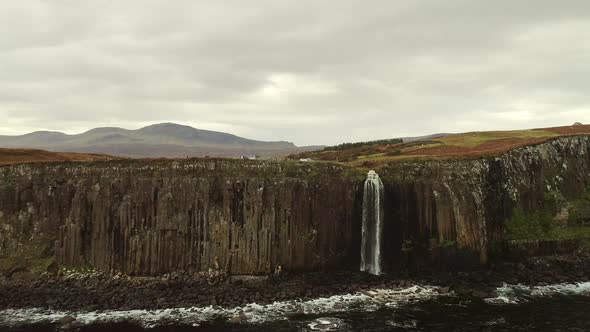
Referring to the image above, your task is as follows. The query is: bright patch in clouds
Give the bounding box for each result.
[253,73,338,102]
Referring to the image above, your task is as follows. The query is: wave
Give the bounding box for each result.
[0,285,446,328]
[485,282,590,305]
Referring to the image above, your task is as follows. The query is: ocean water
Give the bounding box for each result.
[2,282,590,331]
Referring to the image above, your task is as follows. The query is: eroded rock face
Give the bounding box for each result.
[378,135,590,269]
[1,136,589,276]
[0,160,363,275]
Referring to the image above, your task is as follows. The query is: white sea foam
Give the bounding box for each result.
[386,319,418,328]
[0,285,445,328]
[485,282,590,305]
[308,317,347,331]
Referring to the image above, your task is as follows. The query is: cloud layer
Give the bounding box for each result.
[1,0,589,145]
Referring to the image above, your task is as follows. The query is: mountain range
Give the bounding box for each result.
[0,123,323,158]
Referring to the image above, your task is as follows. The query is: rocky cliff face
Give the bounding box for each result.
[1,136,589,276]
[0,160,363,276]
[378,135,590,270]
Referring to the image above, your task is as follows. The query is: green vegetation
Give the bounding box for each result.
[568,191,590,226]
[429,238,457,249]
[0,256,54,277]
[546,227,590,240]
[401,240,414,252]
[438,239,457,248]
[544,190,568,213]
[438,130,556,148]
[505,186,590,241]
[505,211,590,241]
[322,138,403,152]
[504,207,555,240]
[289,126,586,167]
[0,230,56,277]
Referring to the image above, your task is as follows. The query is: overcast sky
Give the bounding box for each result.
[0,1,589,145]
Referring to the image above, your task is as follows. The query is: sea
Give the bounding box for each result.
[2,282,590,331]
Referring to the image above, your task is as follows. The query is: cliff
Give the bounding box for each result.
[377,135,590,270]
[0,160,363,276]
[1,135,589,277]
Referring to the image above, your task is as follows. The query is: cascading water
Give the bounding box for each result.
[360,170,384,275]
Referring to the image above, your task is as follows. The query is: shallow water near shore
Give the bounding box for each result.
[2,282,590,331]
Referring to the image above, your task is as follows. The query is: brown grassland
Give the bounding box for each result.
[0,148,114,166]
[291,124,590,167]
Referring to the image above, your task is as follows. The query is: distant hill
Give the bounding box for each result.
[0,123,322,158]
[401,133,451,143]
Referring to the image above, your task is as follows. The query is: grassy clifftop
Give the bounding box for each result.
[291,124,590,167]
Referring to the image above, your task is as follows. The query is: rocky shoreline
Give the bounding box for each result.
[2,250,590,313]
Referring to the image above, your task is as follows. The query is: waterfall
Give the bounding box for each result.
[360,170,384,275]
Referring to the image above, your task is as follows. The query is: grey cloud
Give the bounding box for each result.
[0,0,589,145]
